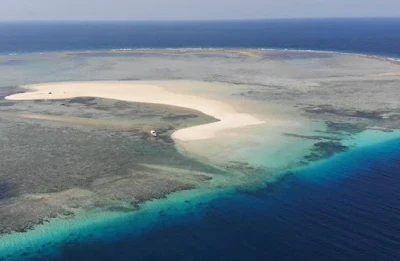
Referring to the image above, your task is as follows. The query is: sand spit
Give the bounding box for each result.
[5,81,273,141]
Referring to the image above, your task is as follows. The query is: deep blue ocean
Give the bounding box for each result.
[1,19,400,261]
[44,138,400,261]
[1,18,400,57]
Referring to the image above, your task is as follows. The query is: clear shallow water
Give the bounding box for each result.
[2,137,399,261]
[1,19,400,261]
[61,138,400,261]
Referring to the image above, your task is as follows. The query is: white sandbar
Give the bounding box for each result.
[6,81,270,141]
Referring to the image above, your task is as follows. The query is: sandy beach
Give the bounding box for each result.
[5,81,294,141]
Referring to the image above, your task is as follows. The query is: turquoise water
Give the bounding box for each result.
[1,134,400,260]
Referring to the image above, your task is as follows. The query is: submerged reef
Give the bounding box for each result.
[0,96,220,234]
[1,49,400,236]
[304,141,349,162]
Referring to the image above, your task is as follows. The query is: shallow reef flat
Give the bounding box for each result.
[0,97,221,234]
[1,49,400,241]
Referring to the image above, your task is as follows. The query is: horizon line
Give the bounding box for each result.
[1,16,400,23]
